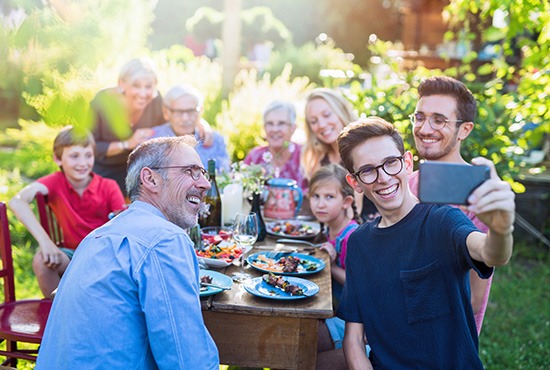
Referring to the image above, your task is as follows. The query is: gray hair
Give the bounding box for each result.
[163,84,204,109]
[118,58,157,85]
[263,100,296,126]
[126,136,198,201]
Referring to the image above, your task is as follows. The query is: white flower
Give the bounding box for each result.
[262,151,273,163]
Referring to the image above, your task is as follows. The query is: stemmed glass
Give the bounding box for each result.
[231,212,259,283]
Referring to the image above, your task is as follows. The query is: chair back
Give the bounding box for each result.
[34,193,64,248]
[0,203,16,303]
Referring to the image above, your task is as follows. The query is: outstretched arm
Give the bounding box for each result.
[8,182,65,268]
[466,157,515,267]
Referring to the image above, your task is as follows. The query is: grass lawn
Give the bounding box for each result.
[479,241,549,369]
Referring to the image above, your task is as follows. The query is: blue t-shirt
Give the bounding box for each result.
[337,203,492,369]
[37,201,219,369]
[152,122,230,172]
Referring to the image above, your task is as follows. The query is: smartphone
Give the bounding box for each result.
[418,162,490,205]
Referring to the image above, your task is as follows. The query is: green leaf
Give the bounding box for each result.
[484,26,507,42]
[477,63,494,76]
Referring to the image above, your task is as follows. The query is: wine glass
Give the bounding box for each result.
[231,212,259,283]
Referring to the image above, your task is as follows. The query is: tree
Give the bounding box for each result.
[0,0,155,128]
[445,0,550,162]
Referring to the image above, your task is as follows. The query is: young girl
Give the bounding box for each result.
[309,164,361,366]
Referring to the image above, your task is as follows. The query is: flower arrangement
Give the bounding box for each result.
[218,161,272,195]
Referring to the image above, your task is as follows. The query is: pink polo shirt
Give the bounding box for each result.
[409,170,492,334]
[38,172,125,249]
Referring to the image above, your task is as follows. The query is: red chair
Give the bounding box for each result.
[0,202,52,366]
[34,193,64,248]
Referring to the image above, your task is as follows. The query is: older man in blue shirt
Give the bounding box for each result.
[153,84,230,173]
[37,136,219,369]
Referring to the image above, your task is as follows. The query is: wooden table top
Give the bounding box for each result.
[201,236,334,320]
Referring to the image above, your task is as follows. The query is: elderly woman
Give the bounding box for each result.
[152,84,230,172]
[244,100,306,189]
[91,58,164,195]
[302,88,377,220]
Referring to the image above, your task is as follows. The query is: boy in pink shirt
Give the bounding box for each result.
[9,126,125,297]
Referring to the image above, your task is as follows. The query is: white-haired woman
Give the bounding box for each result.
[91,58,164,195]
[244,100,306,190]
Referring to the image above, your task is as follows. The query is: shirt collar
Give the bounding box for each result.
[129,200,167,220]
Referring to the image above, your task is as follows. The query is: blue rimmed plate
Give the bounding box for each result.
[243,276,319,300]
[247,252,325,276]
[266,220,320,240]
[199,269,232,297]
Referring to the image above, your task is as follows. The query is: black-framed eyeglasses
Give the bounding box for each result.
[165,106,200,117]
[150,165,209,181]
[409,112,464,131]
[352,156,404,185]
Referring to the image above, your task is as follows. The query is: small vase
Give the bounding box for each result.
[251,191,267,242]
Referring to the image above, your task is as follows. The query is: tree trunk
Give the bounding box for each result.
[221,0,242,96]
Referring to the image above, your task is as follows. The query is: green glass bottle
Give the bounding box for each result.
[199,159,222,227]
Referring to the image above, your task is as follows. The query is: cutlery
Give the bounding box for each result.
[200,282,232,290]
[276,239,324,248]
[255,245,316,253]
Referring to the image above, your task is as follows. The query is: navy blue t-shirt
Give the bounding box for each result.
[337,203,493,369]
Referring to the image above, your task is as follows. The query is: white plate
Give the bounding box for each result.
[266,220,321,240]
[196,243,252,269]
[197,256,232,268]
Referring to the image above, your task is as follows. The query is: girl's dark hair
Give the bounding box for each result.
[309,163,362,224]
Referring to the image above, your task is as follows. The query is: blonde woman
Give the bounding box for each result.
[301,88,356,180]
[302,88,377,219]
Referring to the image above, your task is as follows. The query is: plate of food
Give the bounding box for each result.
[243,273,319,300]
[266,220,321,239]
[199,269,233,297]
[196,240,243,268]
[247,252,325,276]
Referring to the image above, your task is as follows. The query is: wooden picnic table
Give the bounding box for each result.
[201,236,333,369]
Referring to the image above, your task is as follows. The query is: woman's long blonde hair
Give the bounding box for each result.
[301,88,357,179]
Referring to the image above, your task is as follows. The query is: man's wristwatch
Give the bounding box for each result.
[118,140,129,151]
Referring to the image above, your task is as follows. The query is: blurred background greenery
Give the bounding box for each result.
[0,0,548,368]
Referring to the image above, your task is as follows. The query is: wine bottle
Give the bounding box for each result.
[199,159,222,227]
[251,191,267,242]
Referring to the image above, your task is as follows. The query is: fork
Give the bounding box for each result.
[276,239,324,248]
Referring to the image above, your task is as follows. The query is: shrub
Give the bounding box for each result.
[216,65,312,162]
[265,40,362,87]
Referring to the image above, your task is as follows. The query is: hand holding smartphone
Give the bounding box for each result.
[418,162,490,205]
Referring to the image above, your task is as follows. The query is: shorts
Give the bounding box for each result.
[326,317,372,356]
[325,316,345,349]
[59,247,75,259]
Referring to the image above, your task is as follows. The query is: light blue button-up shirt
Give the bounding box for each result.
[36,201,219,369]
[152,122,230,173]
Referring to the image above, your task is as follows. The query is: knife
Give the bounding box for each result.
[200,282,232,290]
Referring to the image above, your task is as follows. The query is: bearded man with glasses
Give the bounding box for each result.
[408,76,494,335]
[335,117,514,369]
[37,136,219,369]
